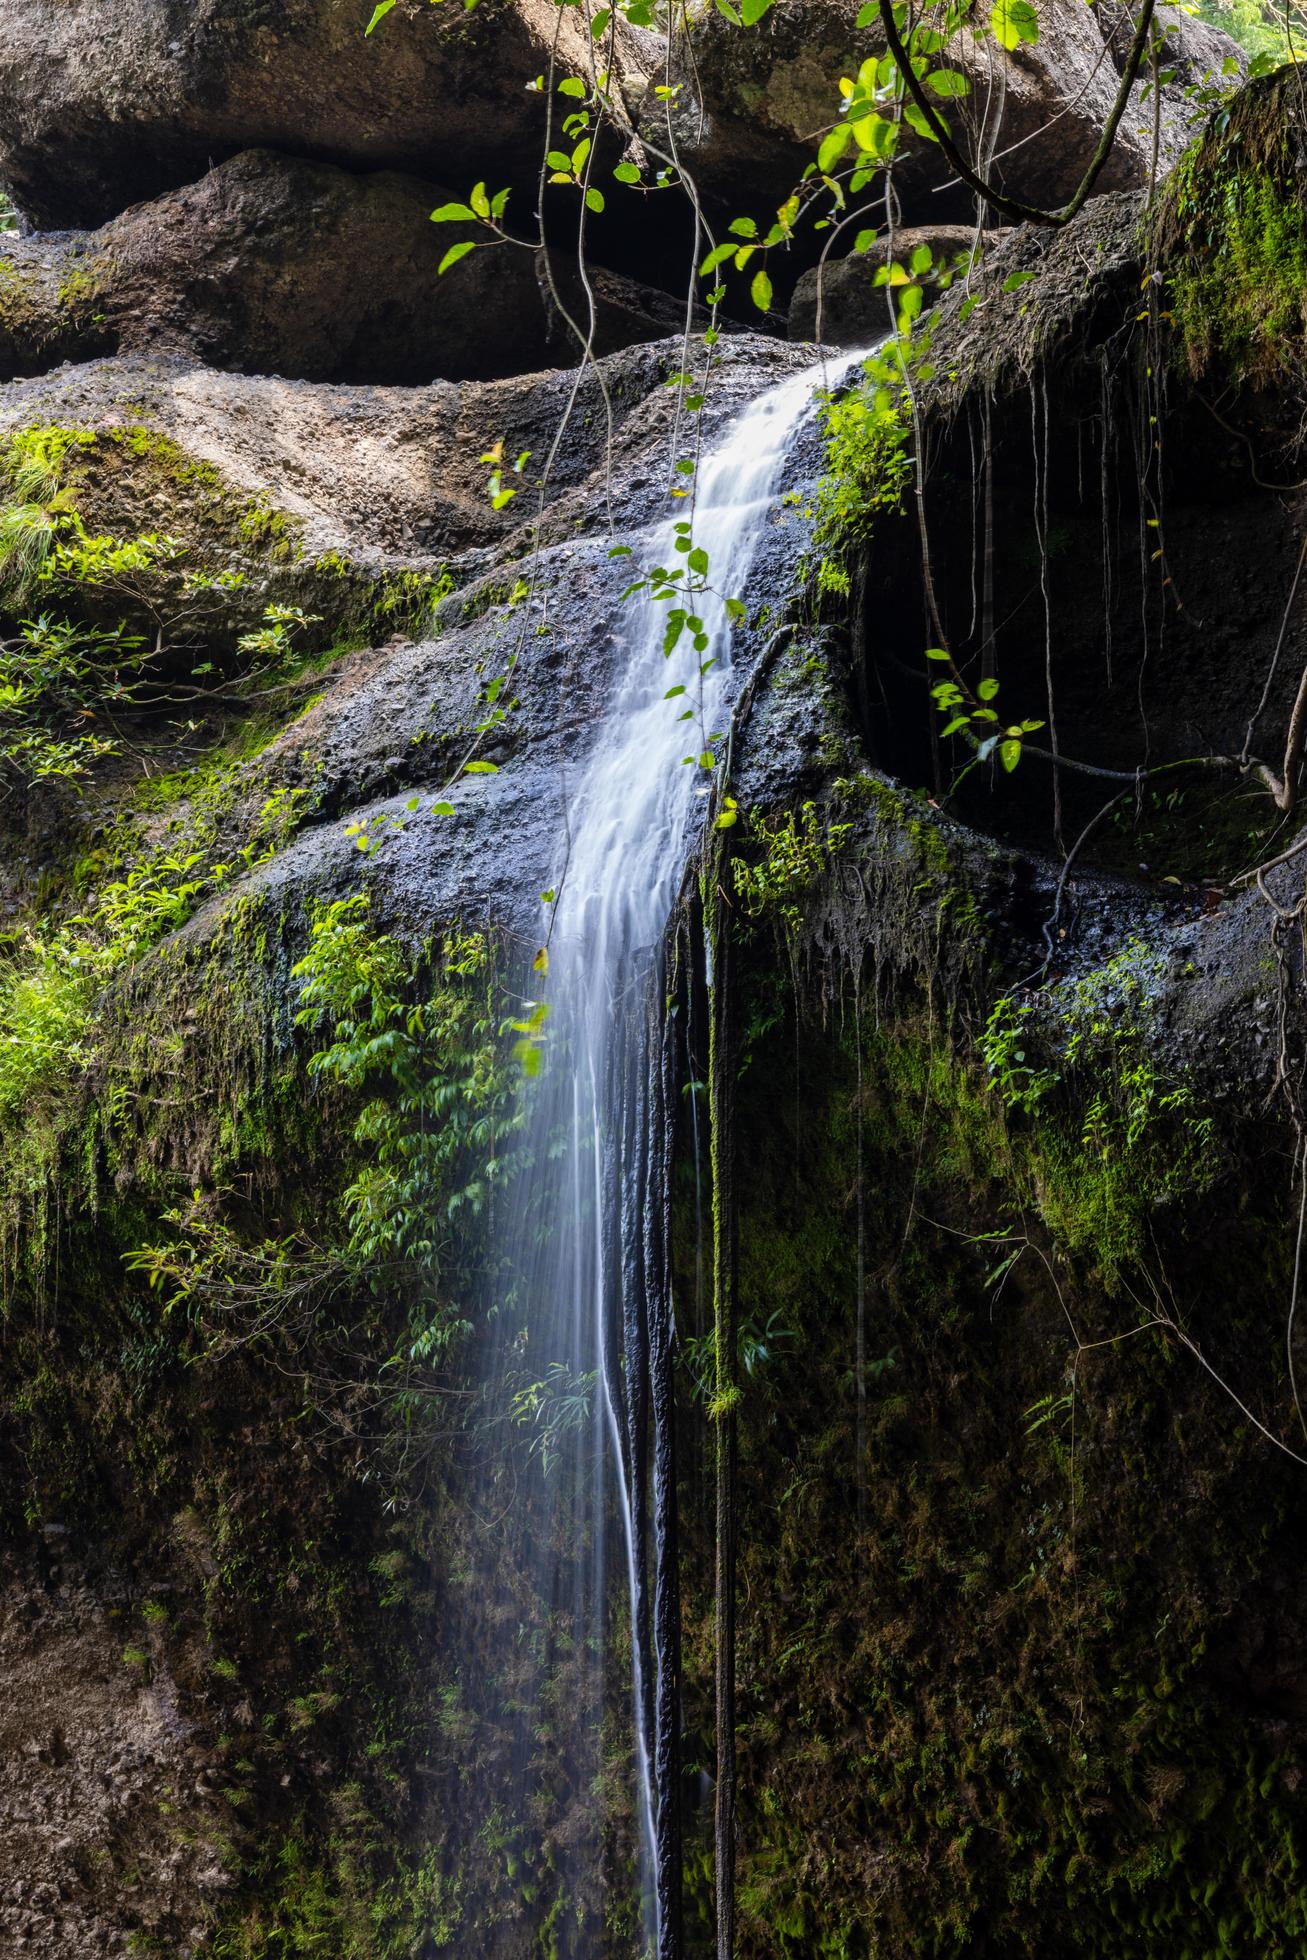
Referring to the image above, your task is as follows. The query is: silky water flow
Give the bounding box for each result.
[467,348,868,1957]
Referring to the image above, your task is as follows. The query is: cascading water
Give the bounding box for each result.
[472,346,868,1955]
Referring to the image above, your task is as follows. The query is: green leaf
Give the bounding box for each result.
[586,186,605,214]
[818,124,852,174]
[365,0,398,33]
[546,150,573,172]
[665,684,687,698]
[909,242,933,275]
[903,101,940,143]
[430,201,475,223]
[729,217,758,239]
[715,0,743,18]
[463,759,500,774]
[852,110,896,157]
[925,648,952,661]
[1000,738,1022,772]
[991,0,1039,49]
[559,76,587,97]
[1003,269,1035,292]
[432,801,456,816]
[855,1,877,21]
[751,268,774,313]
[853,227,879,255]
[976,676,1000,700]
[926,67,969,98]
[438,240,476,276]
[699,243,736,277]
[614,160,642,184]
[469,181,491,219]
[741,0,775,20]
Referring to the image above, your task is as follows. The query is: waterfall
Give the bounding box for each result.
[475,347,867,1955]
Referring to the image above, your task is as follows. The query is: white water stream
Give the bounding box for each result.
[493,347,867,1954]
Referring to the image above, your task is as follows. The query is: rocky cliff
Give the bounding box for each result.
[2,5,1305,1958]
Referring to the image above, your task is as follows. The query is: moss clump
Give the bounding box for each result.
[1156,68,1307,385]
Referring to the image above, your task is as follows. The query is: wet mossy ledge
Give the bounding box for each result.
[679,971,1307,1957]
[0,418,455,661]
[1154,66,1307,387]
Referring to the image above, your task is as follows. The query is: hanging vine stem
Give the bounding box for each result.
[701,812,738,1960]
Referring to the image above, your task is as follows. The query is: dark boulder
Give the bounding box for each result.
[0,152,721,386]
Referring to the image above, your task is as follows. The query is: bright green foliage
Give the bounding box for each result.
[0,614,145,785]
[981,995,1059,1114]
[0,927,106,1124]
[1189,0,1300,63]
[812,356,911,593]
[732,798,852,933]
[293,897,515,1283]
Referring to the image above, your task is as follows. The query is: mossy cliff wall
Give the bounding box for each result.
[2,54,1307,1960]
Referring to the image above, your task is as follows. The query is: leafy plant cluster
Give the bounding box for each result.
[0,425,331,793]
[983,940,1213,1184]
[292,896,517,1293]
[812,352,913,596]
[732,798,853,932]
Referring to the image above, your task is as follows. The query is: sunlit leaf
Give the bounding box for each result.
[991,0,1039,49]
[438,240,476,276]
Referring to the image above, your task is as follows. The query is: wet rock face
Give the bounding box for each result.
[0,1569,224,1959]
[0,0,643,232]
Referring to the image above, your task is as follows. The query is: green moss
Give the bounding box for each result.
[675,960,1306,1956]
[1158,68,1307,384]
